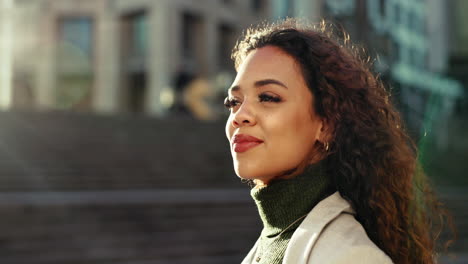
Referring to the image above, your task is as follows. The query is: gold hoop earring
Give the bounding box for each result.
[324,141,329,151]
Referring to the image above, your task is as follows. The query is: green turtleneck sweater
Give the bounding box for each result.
[250,162,334,264]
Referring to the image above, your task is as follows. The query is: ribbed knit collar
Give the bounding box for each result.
[250,161,333,237]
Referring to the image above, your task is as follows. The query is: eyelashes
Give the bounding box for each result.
[259,93,281,103]
[224,94,282,109]
[224,97,240,109]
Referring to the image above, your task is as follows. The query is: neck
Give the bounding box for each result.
[250,162,334,237]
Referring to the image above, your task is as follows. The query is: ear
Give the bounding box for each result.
[315,119,331,143]
[314,120,323,141]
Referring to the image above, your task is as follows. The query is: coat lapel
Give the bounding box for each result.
[241,237,259,264]
[282,192,355,264]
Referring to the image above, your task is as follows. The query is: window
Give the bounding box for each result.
[131,13,148,59]
[285,0,294,17]
[60,17,93,59]
[390,39,400,64]
[182,12,201,61]
[120,11,148,113]
[218,23,236,71]
[251,0,264,13]
[275,0,295,18]
[325,0,355,16]
[181,12,204,66]
[56,17,94,110]
[411,14,424,35]
[394,4,400,25]
[379,0,385,16]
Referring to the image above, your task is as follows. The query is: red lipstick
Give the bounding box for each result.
[232,134,263,153]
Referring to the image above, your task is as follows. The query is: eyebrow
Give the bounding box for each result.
[228,79,288,93]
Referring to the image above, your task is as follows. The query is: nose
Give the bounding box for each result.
[231,100,256,128]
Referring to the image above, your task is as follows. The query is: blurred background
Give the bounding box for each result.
[0,0,466,263]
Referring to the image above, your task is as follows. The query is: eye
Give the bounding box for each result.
[259,93,282,103]
[224,97,241,109]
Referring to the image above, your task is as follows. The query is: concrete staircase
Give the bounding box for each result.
[0,189,260,264]
[0,111,466,263]
[0,111,240,190]
[0,111,260,263]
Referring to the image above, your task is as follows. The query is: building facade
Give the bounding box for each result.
[1,0,463,137]
[3,0,270,115]
[448,0,468,115]
[270,0,462,146]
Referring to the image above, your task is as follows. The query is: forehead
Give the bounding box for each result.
[233,46,305,89]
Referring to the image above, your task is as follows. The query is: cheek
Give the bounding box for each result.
[275,109,307,136]
[295,114,315,135]
[280,109,318,150]
[225,115,234,140]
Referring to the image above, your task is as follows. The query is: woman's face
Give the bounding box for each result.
[225,46,324,184]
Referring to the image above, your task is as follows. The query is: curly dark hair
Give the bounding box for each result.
[231,18,453,264]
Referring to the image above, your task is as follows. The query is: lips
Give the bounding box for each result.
[232,134,263,153]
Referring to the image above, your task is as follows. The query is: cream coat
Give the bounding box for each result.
[242,192,394,264]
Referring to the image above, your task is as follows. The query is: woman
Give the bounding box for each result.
[224,19,451,264]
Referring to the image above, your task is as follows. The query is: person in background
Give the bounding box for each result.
[171,63,195,117]
[184,77,217,121]
[224,19,453,264]
[171,61,217,121]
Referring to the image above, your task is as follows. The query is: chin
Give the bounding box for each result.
[233,162,274,183]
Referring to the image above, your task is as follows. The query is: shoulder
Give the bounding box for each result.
[284,192,393,264]
[309,212,393,264]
